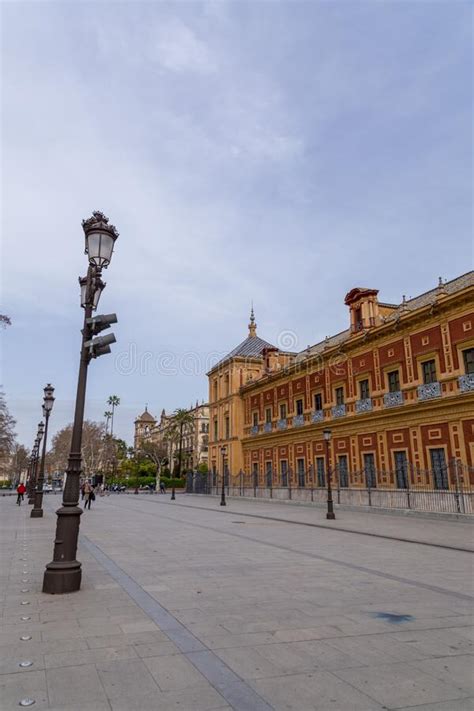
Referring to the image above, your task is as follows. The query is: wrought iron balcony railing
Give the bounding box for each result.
[263,422,272,433]
[331,404,346,418]
[250,425,259,436]
[277,418,287,430]
[356,398,373,414]
[417,382,441,401]
[311,409,324,423]
[384,391,403,408]
[293,414,305,427]
[459,374,474,393]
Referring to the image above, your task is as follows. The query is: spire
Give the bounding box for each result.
[248,303,257,338]
[437,276,447,297]
[145,403,148,412]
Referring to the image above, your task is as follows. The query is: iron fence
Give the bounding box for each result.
[197,460,473,514]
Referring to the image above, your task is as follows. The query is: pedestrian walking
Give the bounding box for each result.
[83,481,94,510]
[159,479,166,494]
[80,482,85,500]
[16,483,26,505]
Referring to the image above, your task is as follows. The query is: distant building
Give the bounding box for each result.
[133,406,156,450]
[134,402,209,472]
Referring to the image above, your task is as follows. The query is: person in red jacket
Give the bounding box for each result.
[16,483,26,505]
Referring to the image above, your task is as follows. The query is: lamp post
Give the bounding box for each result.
[220,446,227,506]
[28,424,45,504]
[27,444,38,504]
[31,385,55,518]
[43,211,118,595]
[171,420,184,501]
[324,429,335,520]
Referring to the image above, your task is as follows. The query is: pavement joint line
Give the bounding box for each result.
[80,534,274,711]
[113,496,474,604]
[144,495,474,553]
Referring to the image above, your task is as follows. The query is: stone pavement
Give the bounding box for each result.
[0,493,473,711]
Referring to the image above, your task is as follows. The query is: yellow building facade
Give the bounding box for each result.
[208,273,474,495]
[207,309,293,480]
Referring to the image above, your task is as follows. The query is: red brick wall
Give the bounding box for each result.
[410,326,445,375]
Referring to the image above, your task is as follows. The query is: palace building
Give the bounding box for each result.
[208,272,474,491]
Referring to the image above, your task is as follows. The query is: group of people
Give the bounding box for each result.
[16,479,168,507]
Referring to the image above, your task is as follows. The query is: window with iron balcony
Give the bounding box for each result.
[251,411,259,435]
[264,407,272,432]
[293,399,305,426]
[418,359,441,400]
[312,392,324,423]
[384,369,403,407]
[356,379,372,414]
[314,392,323,410]
[332,387,346,418]
[459,348,474,392]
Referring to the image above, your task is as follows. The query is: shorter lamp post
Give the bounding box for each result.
[28,423,45,504]
[324,429,335,520]
[31,384,55,518]
[26,445,38,504]
[220,446,227,506]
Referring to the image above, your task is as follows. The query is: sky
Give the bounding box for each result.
[1,0,472,449]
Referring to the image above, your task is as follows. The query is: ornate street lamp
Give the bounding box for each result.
[220,446,227,506]
[324,429,335,520]
[27,441,39,504]
[31,385,55,518]
[28,423,45,504]
[43,212,118,595]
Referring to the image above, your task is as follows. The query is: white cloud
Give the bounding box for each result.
[149,19,217,74]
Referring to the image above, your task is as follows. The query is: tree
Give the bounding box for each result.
[12,444,29,483]
[107,395,120,437]
[138,440,169,476]
[0,391,16,481]
[168,408,194,478]
[104,411,113,436]
[48,420,105,475]
[0,315,11,329]
[0,390,16,457]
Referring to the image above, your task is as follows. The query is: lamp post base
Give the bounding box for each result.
[43,561,82,594]
[220,499,226,506]
[171,488,175,500]
[30,508,43,518]
[326,511,336,520]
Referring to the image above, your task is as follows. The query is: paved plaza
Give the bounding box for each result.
[0,493,473,711]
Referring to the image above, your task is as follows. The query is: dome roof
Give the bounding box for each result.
[136,407,156,423]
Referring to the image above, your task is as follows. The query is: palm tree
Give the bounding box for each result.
[169,408,194,479]
[167,408,194,500]
[106,396,120,482]
[104,411,113,436]
[101,411,113,482]
[107,396,120,437]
